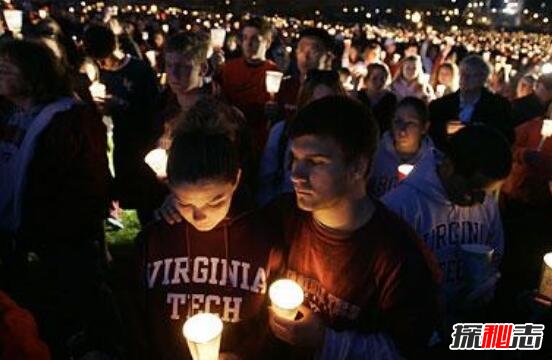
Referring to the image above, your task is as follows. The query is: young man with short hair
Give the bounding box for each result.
[383,125,512,333]
[276,27,335,119]
[83,24,159,224]
[157,31,212,147]
[267,96,441,358]
[217,17,277,153]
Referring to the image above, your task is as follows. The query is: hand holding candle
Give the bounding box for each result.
[269,279,304,320]
[182,313,223,360]
[265,71,284,100]
[89,81,106,100]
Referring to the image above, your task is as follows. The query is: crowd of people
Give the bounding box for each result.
[0,2,551,359]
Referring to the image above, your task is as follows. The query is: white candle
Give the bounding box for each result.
[538,253,552,300]
[145,50,157,68]
[538,119,552,150]
[182,313,223,360]
[89,81,106,99]
[397,164,414,181]
[210,28,226,49]
[144,148,168,178]
[265,71,284,96]
[436,84,446,98]
[3,9,22,33]
[162,24,170,33]
[540,119,552,138]
[269,279,304,320]
[142,31,149,41]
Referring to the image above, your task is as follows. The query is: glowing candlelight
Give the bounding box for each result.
[210,28,226,49]
[38,9,48,19]
[397,164,414,181]
[269,279,304,320]
[542,63,552,75]
[447,120,465,135]
[89,81,106,99]
[265,71,284,98]
[3,9,23,33]
[436,84,447,98]
[142,31,149,41]
[162,24,169,33]
[538,253,552,300]
[182,313,223,360]
[145,50,157,68]
[144,148,168,178]
[538,119,552,150]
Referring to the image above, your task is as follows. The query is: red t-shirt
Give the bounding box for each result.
[265,195,442,358]
[219,58,278,152]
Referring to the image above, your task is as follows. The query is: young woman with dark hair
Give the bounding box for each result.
[134,105,283,360]
[368,97,435,198]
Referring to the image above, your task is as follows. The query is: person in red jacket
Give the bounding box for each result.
[217,17,277,154]
[0,40,118,359]
[134,115,283,359]
[265,96,442,359]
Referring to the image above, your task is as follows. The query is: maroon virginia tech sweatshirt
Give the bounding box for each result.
[134,193,283,360]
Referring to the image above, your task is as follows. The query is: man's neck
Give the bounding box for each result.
[396,146,420,162]
[460,88,482,104]
[313,191,375,233]
[244,56,265,66]
[12,97,36,112]
[176,86,204,111]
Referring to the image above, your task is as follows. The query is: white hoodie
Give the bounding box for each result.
[368,131,435,198]
[382,149,504,305]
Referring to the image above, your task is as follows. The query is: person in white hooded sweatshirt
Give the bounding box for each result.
[382,125,512,330]
[369,97,435,198]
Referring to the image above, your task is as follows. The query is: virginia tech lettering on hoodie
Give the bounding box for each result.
[135,200,282,360]
[147,256,268,322]
[383,149,503,299]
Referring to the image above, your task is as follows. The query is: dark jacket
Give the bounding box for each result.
[511,93,547,127]
[20,103,110,257]
[429,88,515,149]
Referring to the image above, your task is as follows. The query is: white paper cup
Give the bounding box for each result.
[182,313,223,360]
[538,253,552,300]
[269,279,304,320]
[540,119,552,138]
[265,71,284,95]
[3,10,23,33]
[210,28,226,49]
[89,81,106,99]
[461,244,494,285]
[144,148,168,178]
